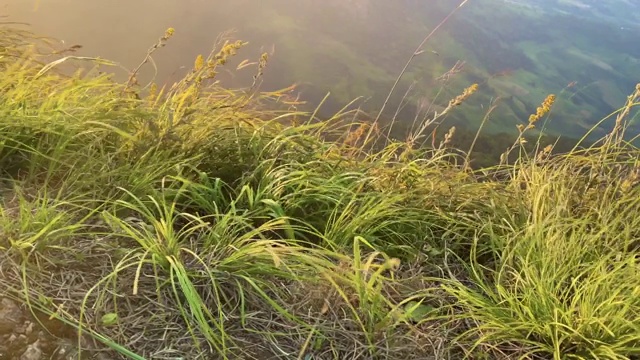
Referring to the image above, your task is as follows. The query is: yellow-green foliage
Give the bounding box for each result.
[1,25,640,360]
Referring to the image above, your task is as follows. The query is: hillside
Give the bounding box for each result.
[5,0,640,140]
[517,0,640,24]
[195,0,640,139]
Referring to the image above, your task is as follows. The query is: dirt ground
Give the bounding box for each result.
[0,297,111,360]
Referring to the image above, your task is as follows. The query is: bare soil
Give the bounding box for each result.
[0,297,109,360]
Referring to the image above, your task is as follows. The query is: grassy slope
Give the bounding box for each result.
[207,0,640,140]
[438,0,640,138]
[1,25,640,360]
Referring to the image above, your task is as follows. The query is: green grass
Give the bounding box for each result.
[1,24,640,360]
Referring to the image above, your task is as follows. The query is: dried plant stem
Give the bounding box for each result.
[465,98,501,169]
[363,0,470,146]
[124,28,175,93]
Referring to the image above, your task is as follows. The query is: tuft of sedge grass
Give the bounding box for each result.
[438,144,640,359]
[317,236,403,355]
[84,177,337,358]
[0,184,92,254]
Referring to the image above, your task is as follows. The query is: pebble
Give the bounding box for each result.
[25,321,34,336]
[19,340,42,360]
[0,297,107,360]
[0,298,24,334]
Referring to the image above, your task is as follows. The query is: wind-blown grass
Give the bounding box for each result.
[0,23,639,360]
[439,152,640,359]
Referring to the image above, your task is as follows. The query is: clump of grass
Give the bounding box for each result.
[0,185,91,254]
[440,156,640,359]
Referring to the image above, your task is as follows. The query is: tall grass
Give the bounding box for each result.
[1,22,640,360]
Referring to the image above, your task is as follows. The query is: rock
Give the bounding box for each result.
[53,339,76,360]
[20,340,42,360]
[0,298,24,334]
[25,321,34,336]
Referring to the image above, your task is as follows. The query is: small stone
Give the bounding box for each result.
[94,353,113,360]
[25,321,34,336]
[53,339,76,359]
[20,339,42,360]
[0,298,24,334]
